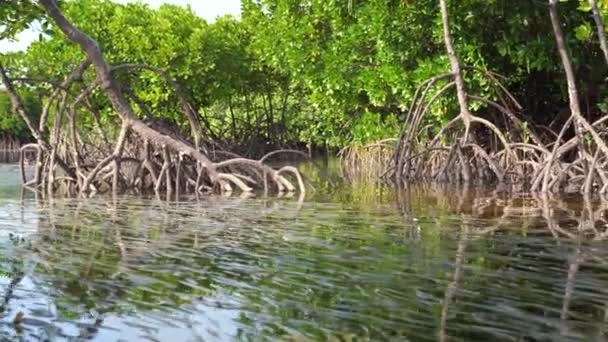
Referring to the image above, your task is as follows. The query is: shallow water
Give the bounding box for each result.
[0,164,607,341]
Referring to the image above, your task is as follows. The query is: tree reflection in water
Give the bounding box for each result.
[0,184,606,340]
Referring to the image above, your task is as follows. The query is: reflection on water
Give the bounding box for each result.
[0,165,607,340]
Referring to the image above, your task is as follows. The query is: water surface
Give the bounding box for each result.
[0,164,607,341]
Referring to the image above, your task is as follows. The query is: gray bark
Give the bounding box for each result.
[39,0,221,185]
[548,0,608,158]
[439,0,472,138]
[589,0,608,66]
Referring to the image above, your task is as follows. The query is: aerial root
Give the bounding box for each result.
[384,70,608,194]
[20,134,306,199]
[1,58,306,199]
[339,139,396,182]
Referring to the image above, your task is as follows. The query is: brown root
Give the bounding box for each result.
[385,0,608,195]
[1,2,306,200]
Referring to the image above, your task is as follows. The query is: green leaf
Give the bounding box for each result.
[574,23,592,41]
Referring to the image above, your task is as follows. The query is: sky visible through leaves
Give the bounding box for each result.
[0,0,241,52]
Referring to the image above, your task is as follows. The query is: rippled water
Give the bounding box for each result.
[0,163,607,341]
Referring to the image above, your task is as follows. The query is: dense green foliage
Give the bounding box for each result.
[3,0,608,151]
[0,90,41,141]
[0,0,47,40]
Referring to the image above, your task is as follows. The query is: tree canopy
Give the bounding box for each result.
[0,0,606,150]
[3,0,608,196]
